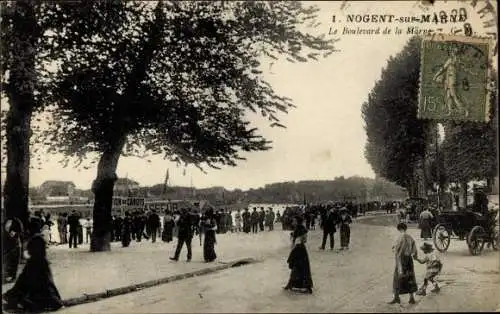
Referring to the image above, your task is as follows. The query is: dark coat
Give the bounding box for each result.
[242,212,251,224]
[286,243,313,290]
[67,214,80,232]
[147,213,161,230]
[321,211,338,232]
[3,235,63,312]
[251,211,259,223]
[177,212,194,239]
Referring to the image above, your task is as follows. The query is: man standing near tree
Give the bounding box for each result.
[67,210,80,249]
[170,208,194,262]
[147,210,161,243]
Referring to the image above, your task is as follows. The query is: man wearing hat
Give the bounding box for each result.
[319,206,338,251]
[414,242,442,296]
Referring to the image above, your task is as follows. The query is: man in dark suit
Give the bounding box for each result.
[319,207,338,250]
[170,208,194,262]
[251,208,259,233]
[242,208,251,233]
[67,210,80,249]
[147,210,161,243]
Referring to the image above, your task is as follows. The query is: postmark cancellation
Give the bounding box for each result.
[418,34,494,122]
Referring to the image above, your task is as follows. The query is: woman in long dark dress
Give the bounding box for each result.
[121,212,133,248]
[202,210,217,262]
[389,223,418,305]
[162,211,175,243]
[284,216,313,294]
[339,208,352,250]
[3,235,63,312]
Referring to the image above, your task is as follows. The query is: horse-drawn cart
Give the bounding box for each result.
[432,210,499,256]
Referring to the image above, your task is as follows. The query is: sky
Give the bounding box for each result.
[1,1,497,191]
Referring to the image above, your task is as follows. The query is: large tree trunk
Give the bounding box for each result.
[90,138,125,252]
[3,106,32,229]
[2,1,38,230]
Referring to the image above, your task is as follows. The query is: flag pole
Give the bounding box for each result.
[163,169,169,199]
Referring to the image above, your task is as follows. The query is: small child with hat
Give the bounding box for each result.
[414,242,443,295]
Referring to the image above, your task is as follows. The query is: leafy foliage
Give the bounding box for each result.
[362,37,431,190]
[1,1,133,166]
[32,1,336,170]
[441,75,498,183]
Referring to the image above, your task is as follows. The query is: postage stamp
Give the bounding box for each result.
[418,34,494,122]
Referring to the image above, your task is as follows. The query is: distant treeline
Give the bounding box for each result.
[29,176,407,206]
[131,176,406,205]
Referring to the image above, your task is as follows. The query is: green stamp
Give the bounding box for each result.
[418,35,493,122]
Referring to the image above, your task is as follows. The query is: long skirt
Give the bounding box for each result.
[3,238,21,281]
[121,230,131,247]
[286,244,313,290]
[162,222,174,243]
[3,259,63,312]
[340,225,350,248]
[393,255,418,295]
[419,218,432,239]
[203,231,217,262]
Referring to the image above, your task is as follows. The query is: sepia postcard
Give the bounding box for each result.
[1,1,498,313]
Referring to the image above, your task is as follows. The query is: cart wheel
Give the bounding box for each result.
[433,224,450,253]
[467,226,485,256]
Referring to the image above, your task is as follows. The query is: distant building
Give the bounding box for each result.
[40,180,76,197]
[114,178,140,196]
[46,196,71,203]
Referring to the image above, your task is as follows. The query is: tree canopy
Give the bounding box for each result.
[34,1,336,170]
[362,36,497,198]
[1,1,136,225]
[441,76,497,184]
[18,1,337,250]
[362,37,431,195]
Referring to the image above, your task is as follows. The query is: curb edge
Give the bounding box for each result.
[61,257,257,308]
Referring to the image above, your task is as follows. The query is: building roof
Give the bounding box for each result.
[40,180,76,188]
[115,178,140,186]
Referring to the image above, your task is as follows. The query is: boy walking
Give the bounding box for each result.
[414,242,443,296]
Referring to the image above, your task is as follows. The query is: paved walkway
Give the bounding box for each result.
[58,215,500,313]
[4,213,498,312]
[2,229,291,303]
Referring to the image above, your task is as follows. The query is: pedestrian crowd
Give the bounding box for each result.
[3,199,451,312]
